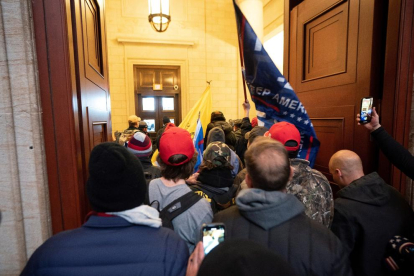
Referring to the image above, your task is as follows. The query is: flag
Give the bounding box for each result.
[152,86,212,165]
[233,1,320,167]
[193,116,204,172]
[178,86,212,135]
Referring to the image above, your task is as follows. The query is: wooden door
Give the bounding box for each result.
[287,0,388,184]
[73,0,111,217]
[134,66,181,143]
[137,95,179,137]
[32,0,111,233]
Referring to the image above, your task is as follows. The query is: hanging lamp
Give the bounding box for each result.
[148,0,171,32]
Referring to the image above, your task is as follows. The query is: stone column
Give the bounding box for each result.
[0,0,51,274]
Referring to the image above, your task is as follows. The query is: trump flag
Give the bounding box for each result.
[233,1,320,167]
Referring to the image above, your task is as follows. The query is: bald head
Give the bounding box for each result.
[329,150,364,188]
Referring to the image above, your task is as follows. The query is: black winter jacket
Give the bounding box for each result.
[234,117,252,164]
[371,127,414,180]
[214,189,353,276]
[331,172,414,276]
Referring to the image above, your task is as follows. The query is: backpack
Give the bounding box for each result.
[115,129,139,146]
[150,192,202,230]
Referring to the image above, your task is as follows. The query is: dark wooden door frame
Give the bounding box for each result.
[284,0,414,194]
[32,0,84,233]
[380,0,414,194]
[32,0,115,233]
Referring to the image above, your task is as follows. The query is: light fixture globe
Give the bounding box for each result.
[148,0,171,32]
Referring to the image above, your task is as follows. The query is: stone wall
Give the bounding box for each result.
[0,0,51,274]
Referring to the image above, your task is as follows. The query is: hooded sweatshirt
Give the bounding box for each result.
[235,188,304,230]
[331,172,414,276]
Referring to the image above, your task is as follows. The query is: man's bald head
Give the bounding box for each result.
[329,150,364,188]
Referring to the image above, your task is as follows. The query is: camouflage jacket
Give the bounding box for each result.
[287,158,333,228]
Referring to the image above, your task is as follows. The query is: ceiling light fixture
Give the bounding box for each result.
[148,0,171,32]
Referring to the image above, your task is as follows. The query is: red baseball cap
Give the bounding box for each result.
[264,122,301,152]
[251,117,258,127]
[159,127,195,166]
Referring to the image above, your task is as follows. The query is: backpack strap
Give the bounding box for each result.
[159,191,202,229]
[189,184,238,213]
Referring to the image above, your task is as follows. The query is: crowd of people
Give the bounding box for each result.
[20,102,414,276]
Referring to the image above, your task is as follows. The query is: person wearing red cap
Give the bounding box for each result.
[148,127,213,252]
[264,122,333,228]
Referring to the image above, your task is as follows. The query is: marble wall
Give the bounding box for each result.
[0,0,51,274]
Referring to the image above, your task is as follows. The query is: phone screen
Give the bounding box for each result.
[360,97,373,124]
[202,224,225,254]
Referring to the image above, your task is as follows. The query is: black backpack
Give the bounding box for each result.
[150,192,202,230]
[189,184,239,213]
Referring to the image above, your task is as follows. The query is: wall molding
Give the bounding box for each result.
[117,37,195,47]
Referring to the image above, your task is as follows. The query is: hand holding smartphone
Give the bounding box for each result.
[360,97,374,124]
[201,223,225,255]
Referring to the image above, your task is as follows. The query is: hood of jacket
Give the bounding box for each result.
[236,188,305,230]
[213,121,233,134]
[337,172,390,206]
[198,167,234,188]
[207,127,225,145]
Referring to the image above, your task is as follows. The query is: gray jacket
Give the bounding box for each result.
[149,179,213,252]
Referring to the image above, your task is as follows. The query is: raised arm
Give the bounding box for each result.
[356,107,414,180]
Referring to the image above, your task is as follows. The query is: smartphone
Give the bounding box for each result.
[201,223,225,254]
[360,97,374,124]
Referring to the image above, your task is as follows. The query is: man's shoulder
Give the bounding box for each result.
[289,160,331,191]
[213,205,240,221]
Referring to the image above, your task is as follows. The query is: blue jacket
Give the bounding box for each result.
[21,216,189,276]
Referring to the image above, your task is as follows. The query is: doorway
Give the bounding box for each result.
[137,95,180,142]
[134,65,181,145]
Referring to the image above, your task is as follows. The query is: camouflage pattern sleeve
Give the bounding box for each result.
[287,159,334,228]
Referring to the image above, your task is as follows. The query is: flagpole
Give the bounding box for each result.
[236,18,248,102]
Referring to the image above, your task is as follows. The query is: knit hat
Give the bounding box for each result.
[203,141,231,167]
[198,239,298,276]
[162,116,171,124]
[211,111,225,122]
[245,126,269,144]
[159,127,195,166]
[206,127,225,146]
[265,122,301,152]
[86,142,146,212]
[251,117,258,127]
[128,115,140,124]
[127,131,152,157]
